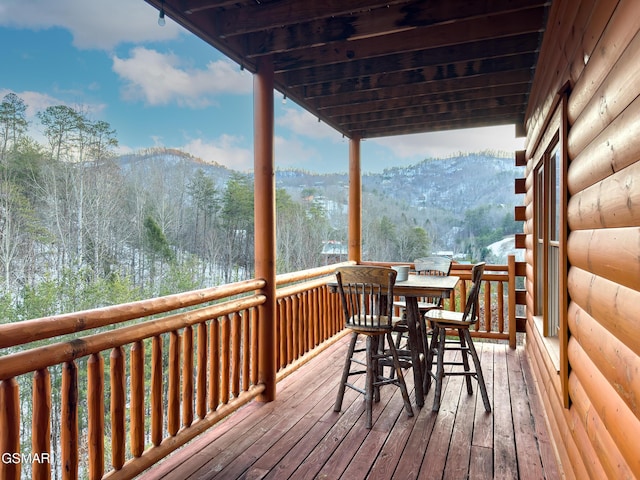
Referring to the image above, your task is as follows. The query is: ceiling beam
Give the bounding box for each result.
[278,32,541,87]
[298,53,536,99]
[322,86,530,117]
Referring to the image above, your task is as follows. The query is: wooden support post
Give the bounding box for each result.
[508,254,517,349]
[348,137,362,263]
[254,56,277,402]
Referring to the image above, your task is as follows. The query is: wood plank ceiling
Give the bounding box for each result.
[144,0,551,139]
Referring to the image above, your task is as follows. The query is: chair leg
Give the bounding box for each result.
[425,323,439,393]
[458,328,474,395]
[372,335,381,403]
[386,332,414,418]
[463,329,491,412]
[334,332,358,413]
[365,335,375,429]
[432,325,446,412]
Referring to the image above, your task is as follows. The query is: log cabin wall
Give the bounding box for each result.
[522,1,640,478]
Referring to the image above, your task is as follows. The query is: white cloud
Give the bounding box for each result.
[277,107,343,142]
[183,134,345,173]
[370,125,525,159]
[182,135,253,172]
[274,136,324,171]
[112,47,253,107]
[0,0,179,50]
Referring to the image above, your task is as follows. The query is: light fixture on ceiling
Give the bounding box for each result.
[158,2,166,26]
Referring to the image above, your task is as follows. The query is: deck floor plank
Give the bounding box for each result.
[443,345,483,480]
[141,336,560,480]
[507,347,546,480]
[492,343,519,479]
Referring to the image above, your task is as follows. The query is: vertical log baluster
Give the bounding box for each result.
[321,286,328,336]
[168,330,181,436]
[318,287,325,339]
[61,361,78,480]
[326,287,332,338]
[182,326,194,428]
[242,310,250,391]
[0,378,21,480]
[296,292,312,357]
[301,292,308,352]
[292,295,300,359]
[251,308,259,385]
[308,290,314,350]
[87,353,104,480]
[196,322,207,419]
[286,297,294,365]
[277,299,285,369]
[311,289,319,347]
[498,281,505,333]
[231,312,241,398]
[508,254,517,348]
[220,315,230,404]
[130,341,144,457]
[306,288,320,344]
[302,292,308,352]
[32,369,51,480]
[209,318,220,411]
[327,288,332,334]
[151,336,163,446]
[483,280,491,332]
[110,347,126,470]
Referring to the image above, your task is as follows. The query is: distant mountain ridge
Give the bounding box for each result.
[273,151,520,213]
[116,149,519,211]
[115,148,521,253]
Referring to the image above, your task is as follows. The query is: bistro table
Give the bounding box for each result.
[328,272,459,407]
[393,274,459,406]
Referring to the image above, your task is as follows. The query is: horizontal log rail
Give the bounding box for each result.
[362,255,523,348]
[0,258,520,480]
[0,279,267,350]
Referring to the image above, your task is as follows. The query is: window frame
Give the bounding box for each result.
[531,92,569,407]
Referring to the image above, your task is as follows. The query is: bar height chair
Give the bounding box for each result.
[333,265,414,429]
[425,262,491,413]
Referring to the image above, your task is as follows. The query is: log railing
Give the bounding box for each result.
[0,263,349,480]
[274,262,354,378]
[0,258,521,480]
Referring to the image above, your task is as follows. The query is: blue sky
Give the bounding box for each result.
[0,0,525,174]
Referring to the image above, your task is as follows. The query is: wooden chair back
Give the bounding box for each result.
[413,256,452,276]
[461,262,486,323]
[335,265,397,333]
[413,256,453,307]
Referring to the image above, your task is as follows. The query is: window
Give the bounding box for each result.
[534,137,561,337]
[532,93,569,406]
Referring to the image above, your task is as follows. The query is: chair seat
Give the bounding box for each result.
[425,308,476,327]
[348,315,403,333]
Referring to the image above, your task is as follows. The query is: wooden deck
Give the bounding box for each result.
[142,335,560,480]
